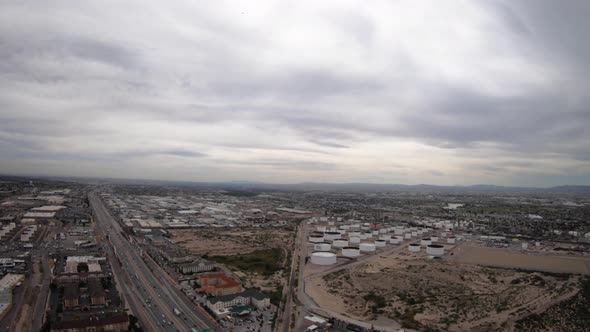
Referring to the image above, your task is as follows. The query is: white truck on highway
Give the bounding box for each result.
[173,308,181,316]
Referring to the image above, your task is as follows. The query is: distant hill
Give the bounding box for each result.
[1,174,589,194]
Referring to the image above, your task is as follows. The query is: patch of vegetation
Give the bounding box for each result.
[364,292,388,314]
[515,278,590,332]
[209,248,283,276]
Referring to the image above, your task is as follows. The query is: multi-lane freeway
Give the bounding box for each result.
[90,192,218,332]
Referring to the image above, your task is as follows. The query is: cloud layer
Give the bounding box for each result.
[1,0,589,186]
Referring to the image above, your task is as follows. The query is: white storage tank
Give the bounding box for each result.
[314,243,331,251]
[316,226,327,232]
[394,229,404,235]
[374,240,386,248]
[349,231,361,237]
[408,243,421,252]
[372,231,379,236]
[360,243,376,252]
[405,233,412,239]
[522,242,529,250]
[411,231,418,237]
[310,252,337,265]
[349,237,361,244]
[341,247,361,257]
[390,238,401,245]
[379,235,391,241]
[332,239,349,248]
[420,238,432,246]
[309,235,324,243]
[379,229,387,234]
[447,237,456,244]
[431,236,439,242]
[363,233,373,239]
[339,225,350,230]
[426,244,445,256]
[324,232,341,241]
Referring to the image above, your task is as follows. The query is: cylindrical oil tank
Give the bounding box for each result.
[379,229,387,234]
[337,229,347,235]
[390,238,401,245]
[431,236,439,242]
[332,239,349,248]
[310,252,337,265]
[411,231,418,237]
[316,226,327,232]
[309,235,324,243]
[395,235,404,241]
[341,247,361,257]
[328,221,335,226]
[375,240,386,247]
[420,238,432,246]
[441,232,447,237]
[409,243,421,252]
[447,237,456,244]
[314,243,331,251]
[363,233,373,239]
[349,237,361,244]
[360,243,376,252]
[349,231,361,237]
[379,235,391,241]
[324,232,341,241]
[404,233,412,239]
[394,229,404,235]
[426,244,445,256]
[372,231,379,236]
[339,225,350,230]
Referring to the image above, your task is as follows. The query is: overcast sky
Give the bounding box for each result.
[1,0,589,186]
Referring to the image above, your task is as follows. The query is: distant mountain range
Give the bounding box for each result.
[2,174,590,194]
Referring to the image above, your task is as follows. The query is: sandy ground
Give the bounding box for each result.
[171,228,294,256]
[448,243,590,274]
[306,248,582,332]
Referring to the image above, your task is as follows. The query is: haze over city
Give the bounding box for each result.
[1,0,589,187]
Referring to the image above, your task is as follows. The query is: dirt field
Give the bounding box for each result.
[172,227,295,296]
[306,250,583,332]
[170,228,295,256]
[448,243,590,275]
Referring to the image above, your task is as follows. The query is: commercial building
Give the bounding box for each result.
[0,274,25,319]
[197,272,242,296]
[206,289,270,317]
[177,260,215,274]
[50,313,129,332]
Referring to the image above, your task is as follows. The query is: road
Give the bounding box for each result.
[293,226,431,331]
[89,192,219,332]
[30,252,51,332]
[277,220,305,332]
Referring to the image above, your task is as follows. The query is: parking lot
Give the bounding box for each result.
[218,308,274,332]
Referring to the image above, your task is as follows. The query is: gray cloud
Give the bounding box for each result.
[0,0,589,186]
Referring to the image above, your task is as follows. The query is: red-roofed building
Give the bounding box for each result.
[196,272,242,296]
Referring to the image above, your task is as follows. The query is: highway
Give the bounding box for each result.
[90,192,219,332]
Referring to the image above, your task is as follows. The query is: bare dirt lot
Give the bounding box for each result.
[448,243,590,275]
[306,250,583,332]
[170,228,295,256]
[172,227,295,297]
